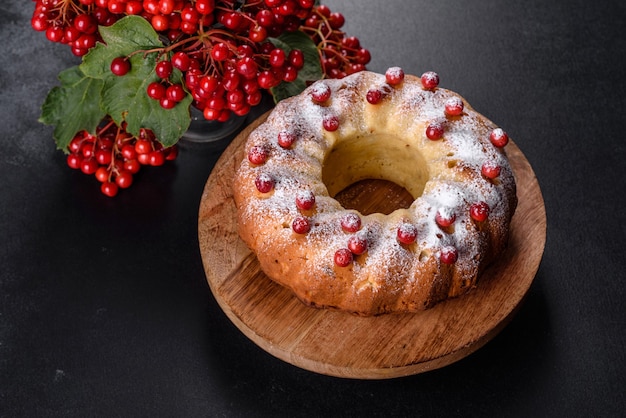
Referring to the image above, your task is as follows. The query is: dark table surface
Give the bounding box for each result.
[2,0,625,416]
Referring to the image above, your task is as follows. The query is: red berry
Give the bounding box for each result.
[292,215,311,234]
[323,115,340,132]
[340,213,361,233]
[155,60,173,79]
[366,89,383,104]
[334,248,353,267]
[159,97,177,109]
[211,42,230,61]
[67,153,82,169]
[269,48,286,68]
[135,139,152,155]
[95,149,112,165]
[385,67,404,85]
[101,181,119,197]
[444,97,464,116]
[426,121,444,140]
[348,234,367,255]
[481,160,502,179]
[81,158,98,175]
[255,173,274,193]
[420,71,440,90]
[397,222,418,244]
[440,246,458,264]
[95,166,110,183]
[171,51,191,71]
[121,144,137,160]
[74,14,97,34]
[195,0,215,14]
[435,209,456,228]
[149,151,165,166]
[236,57,258,79]
[115,170,133,189]
[310,83,331,103]
[248,145,268,165]
[470,201,490,222]
[489,128,509,147]
[147,82,166,100]
[295,190,315,210]
[110,57,130,76]
[166,84,186,102]
[277,130,296,148]
[289,49,304,69]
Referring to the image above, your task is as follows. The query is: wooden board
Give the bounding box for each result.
[198,112,547,379]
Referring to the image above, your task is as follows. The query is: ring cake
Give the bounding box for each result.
[232,69,517,316]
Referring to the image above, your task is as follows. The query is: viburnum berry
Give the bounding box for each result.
[171,51,191,71]
[426,121,444,140]
[81,158,99,175]
[101,181,119,197]
[323,114,340,131]
[195,0,215,15]
[110,57,130,76]
[159,97,177,109]
[489,128,509,147]
[211,42,230,61]
[366,89,383,104]
[435,208,456,228]
[348,234,367,255]
[277,130,296,148]
[385,67,404,85]
[440,246,458,264]
[292,215,311,234]
[481,160,502,179]
[289,49,305,69]
[155,60,173,79]
[421,71,440,90]
[397,222,418,245]
[67,153,82,169]
[334,248,353,267]
[255,173,275,193]
[445,97,464,116]
[95,166,110,183]
[310,83,331,103]
[341,213,361,233]
[248,146,268,165]
[115,170,133,189]
[147,82,166,100]
[295,190,316,210]
[166,84,186,102]
[470,201,490,222]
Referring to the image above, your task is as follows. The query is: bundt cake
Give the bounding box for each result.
[232,69,517,316]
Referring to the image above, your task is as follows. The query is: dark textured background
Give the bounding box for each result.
[1,0,625,416]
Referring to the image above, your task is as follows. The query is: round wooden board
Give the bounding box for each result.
[198,112,546,379]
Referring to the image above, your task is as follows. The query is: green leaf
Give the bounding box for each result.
[80,15,191,146]
[81,15,163,80]
[269,31,323,103]
[39,66,106,151]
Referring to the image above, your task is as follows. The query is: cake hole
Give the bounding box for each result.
[322,133,430,215]
[447,160,458,168]
[334,179,414,215]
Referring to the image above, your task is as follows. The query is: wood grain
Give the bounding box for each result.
[198,112,546,379]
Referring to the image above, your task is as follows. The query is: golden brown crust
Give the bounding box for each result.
[232,71,517,316]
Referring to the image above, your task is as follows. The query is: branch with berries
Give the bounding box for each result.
[31,0,370,196]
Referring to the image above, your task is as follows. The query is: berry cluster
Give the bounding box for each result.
[66,120,178,197]
[32,0,370,122]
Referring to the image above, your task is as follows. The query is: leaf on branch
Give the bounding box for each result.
[39,66,106,152]
[80,15,191,146]
[270,31,323,103]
